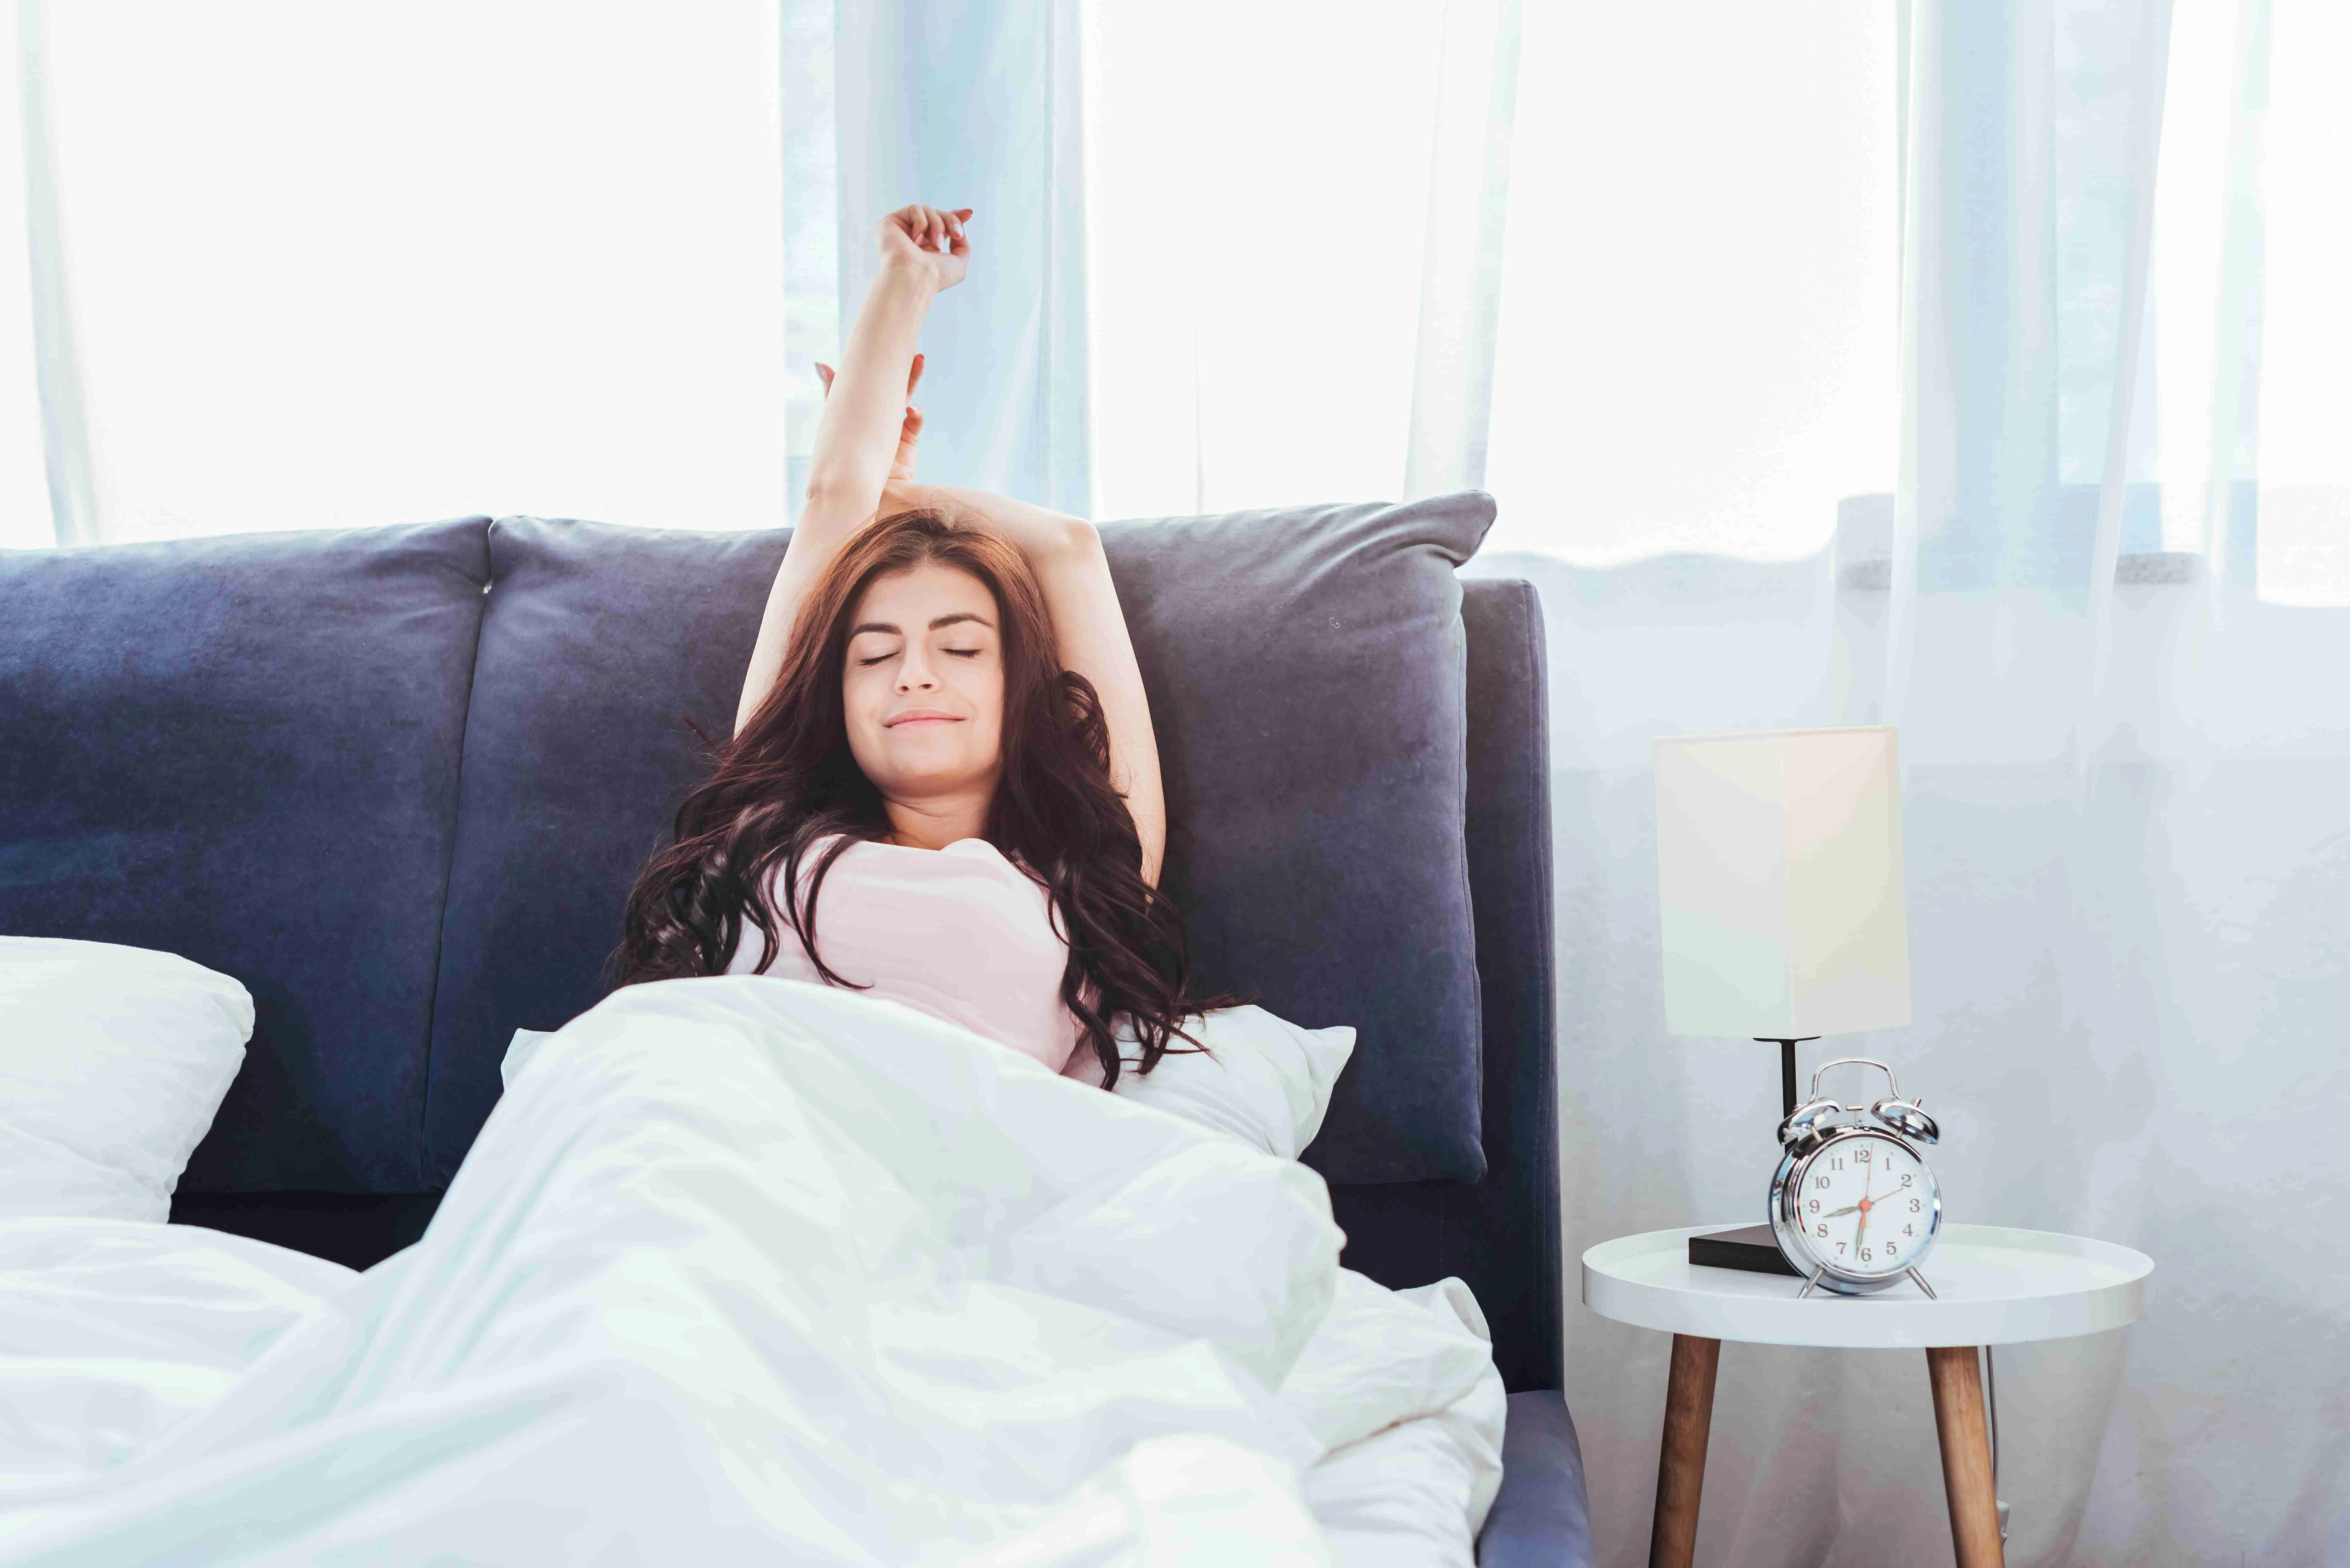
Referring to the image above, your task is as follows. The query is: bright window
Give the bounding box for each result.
[1081,0,1444,521]
[1481,2,1899,563]
[37,0,786,542]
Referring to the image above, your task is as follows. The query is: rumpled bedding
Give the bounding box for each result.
[0,977,1502,1565]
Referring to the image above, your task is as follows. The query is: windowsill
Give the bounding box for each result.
[1837,552,2204,592]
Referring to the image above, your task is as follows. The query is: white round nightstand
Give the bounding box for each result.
[1582,1223,2152,1568]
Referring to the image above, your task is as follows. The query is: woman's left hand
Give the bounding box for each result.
[816,352,924,482]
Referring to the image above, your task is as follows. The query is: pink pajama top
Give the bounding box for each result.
[725,834,1094,1078]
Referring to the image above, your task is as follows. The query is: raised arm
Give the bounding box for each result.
[895,481,1166,887]
[736,203,971,736]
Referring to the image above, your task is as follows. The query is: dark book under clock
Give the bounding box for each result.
[1688,1224,1802,1277]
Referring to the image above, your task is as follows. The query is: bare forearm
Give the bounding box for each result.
[920,485,1164,881]
[917,482,1092,562]
[805,260,938,514]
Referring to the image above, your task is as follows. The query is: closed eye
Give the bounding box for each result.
[857,648,983,667]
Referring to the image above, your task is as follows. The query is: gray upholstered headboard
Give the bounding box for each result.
[0,506,1560,1391]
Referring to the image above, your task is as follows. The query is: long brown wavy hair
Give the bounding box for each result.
[609,508,1241,1086]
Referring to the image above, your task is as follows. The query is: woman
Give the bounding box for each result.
[613,202,1237,1087]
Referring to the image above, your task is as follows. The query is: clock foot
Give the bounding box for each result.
[1908,1266,1938,1300]
[1797,1264,1828,1300]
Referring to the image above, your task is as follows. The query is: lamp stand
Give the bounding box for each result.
[1686,1037,1821,1277]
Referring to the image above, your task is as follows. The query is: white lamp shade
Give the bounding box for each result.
[1655,726,1912,1038]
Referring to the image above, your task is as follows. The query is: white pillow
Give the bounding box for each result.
[1111,1005,1355,1160]
[0,937,253,1222]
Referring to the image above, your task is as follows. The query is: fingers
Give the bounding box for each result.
[906,351,925,397]
[885,204,937,251]
[815,361,834,396]
[891,405,923,482]
[887,203,972,252]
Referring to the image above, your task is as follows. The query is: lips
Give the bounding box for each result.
[884,711,960,728]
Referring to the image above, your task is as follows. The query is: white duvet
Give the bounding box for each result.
[0,977,1502,1565]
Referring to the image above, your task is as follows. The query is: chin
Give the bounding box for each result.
[864,747,987,793]
[853,720,996,790]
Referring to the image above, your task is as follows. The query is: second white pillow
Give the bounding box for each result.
[1111,1005,1355,1161]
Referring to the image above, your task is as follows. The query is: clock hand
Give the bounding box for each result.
[1822,1202,1863,1218]
[1854,1160,1876,1250]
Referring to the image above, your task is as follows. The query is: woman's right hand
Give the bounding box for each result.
[879,204,972,290]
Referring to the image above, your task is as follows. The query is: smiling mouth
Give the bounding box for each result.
[885,715,959,727]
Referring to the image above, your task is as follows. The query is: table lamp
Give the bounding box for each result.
[1654,725,1912,1275]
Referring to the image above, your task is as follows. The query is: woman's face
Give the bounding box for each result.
[841,562,1006,804]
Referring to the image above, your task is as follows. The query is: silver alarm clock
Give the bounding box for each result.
[1769,1058,1944,1298]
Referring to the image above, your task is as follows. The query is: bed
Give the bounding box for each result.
[0,495,1593,1564]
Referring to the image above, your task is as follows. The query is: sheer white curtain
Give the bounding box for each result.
[0,4,54,548]
[1087,2,2345,1564]
[782,0,1089,521]
[787,0,1508,521]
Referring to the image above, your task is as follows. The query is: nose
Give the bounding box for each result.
[896,645,939,692]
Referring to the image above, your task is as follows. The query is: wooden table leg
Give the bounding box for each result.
[1926,1345,2005,1568]
[1648,1333,1721,1568]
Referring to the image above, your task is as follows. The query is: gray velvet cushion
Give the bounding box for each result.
[422,518,788,1180]
[0,519,492,1191]
[425,495,1491,1186]
[1099,496,1491,1183]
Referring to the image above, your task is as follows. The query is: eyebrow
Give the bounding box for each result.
[849,613,994,637]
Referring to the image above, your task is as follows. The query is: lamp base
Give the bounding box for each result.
[1688,1224,1801,1277]
[1684,1039,1822,1277]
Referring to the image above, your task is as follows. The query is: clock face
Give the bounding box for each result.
[1786,1132,1938,1278]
